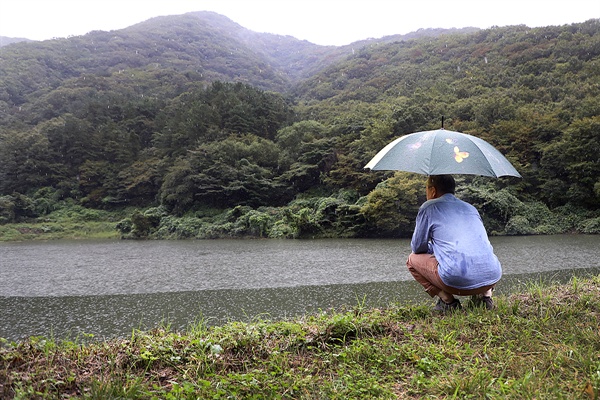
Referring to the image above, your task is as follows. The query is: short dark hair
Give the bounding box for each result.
[427,175,455,194]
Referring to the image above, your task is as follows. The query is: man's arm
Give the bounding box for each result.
[410,209,431,254]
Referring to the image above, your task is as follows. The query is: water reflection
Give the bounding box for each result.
[0,235,598,342]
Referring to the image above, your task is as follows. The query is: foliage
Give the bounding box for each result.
[360,173,424,237]
[578,217,600,234]
[0,193,37,224]
[539,116,600,208]
[294,20,600,212]
[114,192,368,240]
[0,201,123,240]
[1,17,599,238]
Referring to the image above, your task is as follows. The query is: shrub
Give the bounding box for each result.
[0,193,38,224]
[360,173,423,237]
[505,215,535,235]
[458,185,523,233]
[74,208,103,222]
[578,217,600,234]
[268,220,296,238]
[157,216,203,239]
[243,210,273,237]
[197,222,235,239]
[32,187,62,215]
[115,218,133,234]
[119,206,168,238]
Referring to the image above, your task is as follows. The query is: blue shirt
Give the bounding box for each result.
[410,193,502,290]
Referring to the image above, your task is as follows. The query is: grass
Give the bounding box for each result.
[1,276,600,399]
[0,206,129,241]
[0,221,120,241]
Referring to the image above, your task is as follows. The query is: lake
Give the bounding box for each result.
[1,235,599,342]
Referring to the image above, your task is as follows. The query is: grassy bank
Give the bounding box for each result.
[0,205,126,241]
[0,221,120,241]
[2,276,600,399]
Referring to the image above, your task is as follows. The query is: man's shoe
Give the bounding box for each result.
[470,294,495,310]
[433,298,462,313]
[480,296,495,310]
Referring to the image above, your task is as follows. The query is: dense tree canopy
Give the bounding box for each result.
[0,14,598,238]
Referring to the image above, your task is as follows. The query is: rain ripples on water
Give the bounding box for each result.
[1,235,598,341]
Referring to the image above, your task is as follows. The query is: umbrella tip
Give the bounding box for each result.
[441,116,444,129]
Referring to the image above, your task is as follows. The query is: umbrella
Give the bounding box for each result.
[364,129,521,178]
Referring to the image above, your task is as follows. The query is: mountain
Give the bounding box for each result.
[0,11,482,110]
[0,13,598,237]
[291,19,600,122]
[0,36,32,47]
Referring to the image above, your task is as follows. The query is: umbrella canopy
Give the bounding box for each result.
[364,129,521,178]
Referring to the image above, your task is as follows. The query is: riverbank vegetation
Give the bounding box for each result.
[1,181,598,241]
[1,16,599,241]
[2,275,599,398]
[0,202,124,240]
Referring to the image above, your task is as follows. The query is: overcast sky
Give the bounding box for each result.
[0,0,598,46]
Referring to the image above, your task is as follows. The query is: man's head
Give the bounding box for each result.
[426,175,455,200]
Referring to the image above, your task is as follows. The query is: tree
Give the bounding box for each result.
[0,128,62,194]
[42,114,95,174]
[275,120,329,163]
[360,173,424,237]
[159,134,287,213]
[153,81,292,157]
[0,193,37,224]
[539,116,600,208]
[117,156,165,206]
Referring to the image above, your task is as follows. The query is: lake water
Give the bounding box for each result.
[1,235,599,342]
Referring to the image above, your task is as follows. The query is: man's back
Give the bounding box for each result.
[411,193,502,290]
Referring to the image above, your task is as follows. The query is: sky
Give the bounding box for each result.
[0,0,598,46]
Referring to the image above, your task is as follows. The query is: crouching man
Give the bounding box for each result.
[407,175,501,312]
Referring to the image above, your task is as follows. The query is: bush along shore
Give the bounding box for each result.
[1,276,600,398]
[1,193,599,242]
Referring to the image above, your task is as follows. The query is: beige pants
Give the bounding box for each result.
[406,253,496,298]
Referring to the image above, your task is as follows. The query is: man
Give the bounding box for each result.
[406,175,501,312]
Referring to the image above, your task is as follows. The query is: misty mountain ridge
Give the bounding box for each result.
[0,9,479,50]
[0,36,33,47]
[0,10,479,88]
[1,11,597,112]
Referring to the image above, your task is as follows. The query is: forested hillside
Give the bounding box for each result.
[0,12,598,239]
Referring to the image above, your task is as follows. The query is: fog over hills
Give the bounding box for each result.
[0,10,485,111]
[0,10,479,88]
